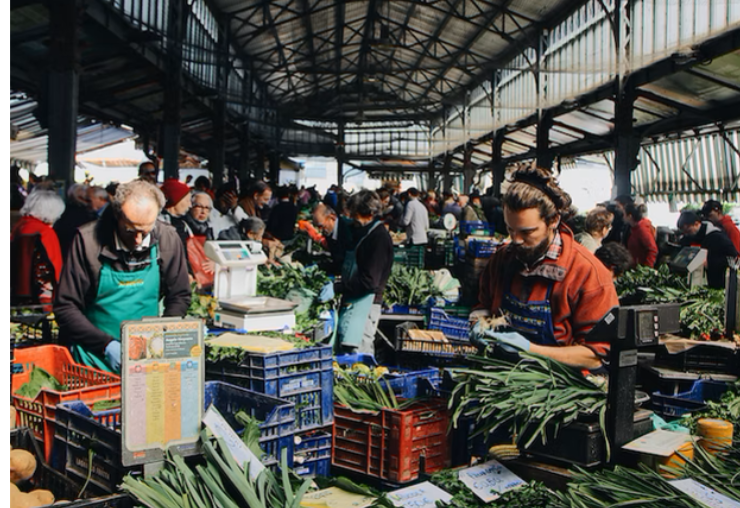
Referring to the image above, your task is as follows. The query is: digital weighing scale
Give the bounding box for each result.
[204,240,298,331]
[668,246,707,287]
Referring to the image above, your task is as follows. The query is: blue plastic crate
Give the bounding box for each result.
[382,304,425,315]
[54,381,295,492]
[459,221,492,236]
[293,429,332,477]
[428,307,470,340]
[334,354,442,399]
[467,239,497,258]
[651,379,731,419]
[203,381,296,467]
[206,345,333,432]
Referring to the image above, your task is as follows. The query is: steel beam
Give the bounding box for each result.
[161,0,187,180]
[46,0,82,187]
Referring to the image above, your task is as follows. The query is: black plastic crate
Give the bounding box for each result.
[654,343,739,374]
[11,305,59,348]
[651,379,731,419]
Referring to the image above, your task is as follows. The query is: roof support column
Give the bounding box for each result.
[442,153,454,193]
[427,158,436,192]
[463,144,475,192]
[269,149,281,184]
[337,122,345,186]
[211,18,230,187]
[162,0,187,181]
[238,127,251,183]
[536,111,555,170]
[614,83,638,197]
[46,0,82,187]
[254,144,266,181]
[491,130,506,197]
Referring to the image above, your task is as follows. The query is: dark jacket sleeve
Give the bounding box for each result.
[159,226,192,316]
[343,226,393,303]
[54,231,116,356]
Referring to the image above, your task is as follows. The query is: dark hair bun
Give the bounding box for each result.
[509,166,572,212]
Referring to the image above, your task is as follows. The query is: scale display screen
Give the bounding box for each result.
[635,310,658,345]
[222,248,249,261]
[670,247,701,271]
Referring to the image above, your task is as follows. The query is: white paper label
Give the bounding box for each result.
[670,479,740,508]
[458,459,526,502]
[387,482,453,508]
[202,406,265,480]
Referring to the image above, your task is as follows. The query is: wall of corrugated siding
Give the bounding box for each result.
[630,129,740,201]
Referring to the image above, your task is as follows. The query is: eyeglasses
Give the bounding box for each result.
[193,205,212,211]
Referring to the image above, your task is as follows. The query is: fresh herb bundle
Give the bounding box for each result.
[449,352,608,454]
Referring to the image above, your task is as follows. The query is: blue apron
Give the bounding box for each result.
[334,221,382,351]
[72,245,161,373]
[500,269,558,346]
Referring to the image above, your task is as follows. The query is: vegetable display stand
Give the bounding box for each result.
[12,427,134,507]
[651,379,731,418]
[293,427,332,477]
[11,345,121,463]
[206,345,333,432]
[427,307,470,340]
[654,342,739,374]
[332,399,450,484]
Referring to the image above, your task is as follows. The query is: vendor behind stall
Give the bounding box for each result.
[677,210,738,289]
[471,166,618,370]
[332,189,394,354]
[312,202,354,276]
[54,180,191,373]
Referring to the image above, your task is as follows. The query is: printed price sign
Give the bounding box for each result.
[203,406,265,480]
[122,318,204,466]
[458,459,525,502]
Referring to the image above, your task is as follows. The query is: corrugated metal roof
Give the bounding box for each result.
[10,93,135,166]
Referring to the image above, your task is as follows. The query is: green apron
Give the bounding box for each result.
[72,245,161,372]
[334,221,382,351]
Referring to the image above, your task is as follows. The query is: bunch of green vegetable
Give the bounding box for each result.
[429,468,554,508]
[258,263,336,334]
[334,364,417,411]
[186,284,218,321]
[662,444,740,501]
[383,265,443,308]
[551,462,740,507]
[14,367,66,399]
[449,353,608,454]
[121,430,311,508]
[615,264,687,302]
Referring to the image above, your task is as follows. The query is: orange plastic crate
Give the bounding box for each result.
[332,399,450,484]
[11,345,121,462]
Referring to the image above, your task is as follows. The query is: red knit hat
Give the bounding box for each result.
[160,178,191,208]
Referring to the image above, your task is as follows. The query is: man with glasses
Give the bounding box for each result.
[54,180,191,373]
[138,160,158,184]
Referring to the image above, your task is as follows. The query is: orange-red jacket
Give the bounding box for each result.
[476,227,619,357]
[627,218,658,268]
[719,215,740,253]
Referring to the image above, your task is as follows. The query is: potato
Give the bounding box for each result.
[10,449,36,484]
[28,489,55,506]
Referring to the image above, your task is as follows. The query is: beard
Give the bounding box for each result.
[511,236,551,268]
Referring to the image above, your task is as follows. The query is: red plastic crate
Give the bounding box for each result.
[332,399,450,483]
[11,345,121,462]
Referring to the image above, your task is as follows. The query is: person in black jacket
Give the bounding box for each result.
[266,186,299,241]
[312,202,354,276]
[54,183,97,260]
[333,190,394,354]
[677,210,738,289]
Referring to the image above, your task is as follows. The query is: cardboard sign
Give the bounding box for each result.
[669,479,740,508]
[202,406,265,480]
[458,459,526,502]
[300,487,376,508]
[622,429,696,457]
[387,482,453,508]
